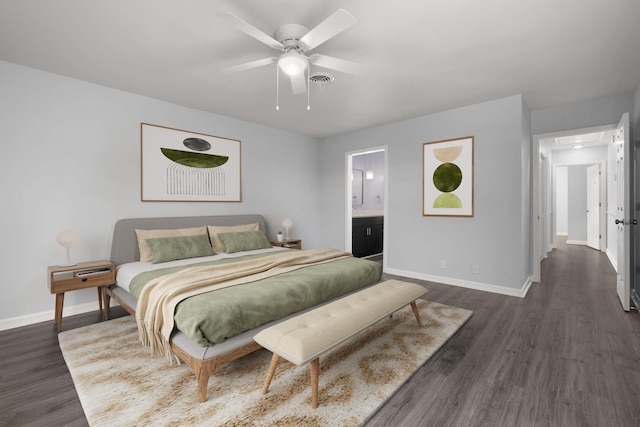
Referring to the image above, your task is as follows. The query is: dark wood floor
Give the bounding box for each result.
[2,240,639,426]
[368,240,640,426]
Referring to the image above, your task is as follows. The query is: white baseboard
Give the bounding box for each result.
[566,240,587,245]
[521,276,533,297]
[606,249,618,272]
[384,268,533,298]
[0,300,119,331]
[556,232,568,236]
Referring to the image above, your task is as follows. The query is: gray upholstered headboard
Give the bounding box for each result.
[110,214,267,266]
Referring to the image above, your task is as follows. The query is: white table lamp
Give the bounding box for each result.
[282,218,293,239]
[56,230,79,266]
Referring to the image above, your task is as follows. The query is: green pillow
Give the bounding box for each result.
[145,234,215,264]
[217,230,273,254]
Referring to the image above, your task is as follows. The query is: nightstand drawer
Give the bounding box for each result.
[270,239,302,250]
[50,270,115,293]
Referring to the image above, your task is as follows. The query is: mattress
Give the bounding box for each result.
[115,247,284,293]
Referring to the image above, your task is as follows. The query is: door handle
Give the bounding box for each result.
[615,219,624,225]
[633,219,638,225]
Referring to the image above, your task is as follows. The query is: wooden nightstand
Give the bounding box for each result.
[270,239,302,250]
[47,260,115,332]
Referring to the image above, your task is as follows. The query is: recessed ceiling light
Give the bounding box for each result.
[573,144,583,149]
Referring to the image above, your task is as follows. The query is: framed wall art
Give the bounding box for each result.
[423,136,474,217]
[141,123,241,202]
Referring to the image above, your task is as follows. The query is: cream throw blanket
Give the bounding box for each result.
[136,248,352,362]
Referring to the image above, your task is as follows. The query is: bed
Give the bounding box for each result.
[105,214,382,402]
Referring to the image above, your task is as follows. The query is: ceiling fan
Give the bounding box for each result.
[217,9,361,98]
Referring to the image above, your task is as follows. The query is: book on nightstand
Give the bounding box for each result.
[73,268,111,277]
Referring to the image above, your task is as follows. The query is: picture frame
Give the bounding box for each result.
[141,123,241,202]
[423,136,474,217]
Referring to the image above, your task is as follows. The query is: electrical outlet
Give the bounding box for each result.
[472,263,479,274]
[440,260,446,269]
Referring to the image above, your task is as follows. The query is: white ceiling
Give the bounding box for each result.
[1,0,639,138]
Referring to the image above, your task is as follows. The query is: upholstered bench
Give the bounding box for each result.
[253,279,427,408]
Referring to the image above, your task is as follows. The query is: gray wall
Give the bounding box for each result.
[0,60,321,323]
[531,92,634,135]
[555,167,568,234]
[319,95,530,292]
[567,165,588,242]
[521,100,532,285]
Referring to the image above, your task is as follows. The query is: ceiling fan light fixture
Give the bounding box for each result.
[278,51,307,76]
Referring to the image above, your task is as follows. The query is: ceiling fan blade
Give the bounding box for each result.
[290,72,307,95]
[217,12,283,50]
[309,54,363,75]
[221,57,277,73]
[299,8,356,51]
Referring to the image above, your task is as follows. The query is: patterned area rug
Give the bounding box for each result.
[58,300,472,426]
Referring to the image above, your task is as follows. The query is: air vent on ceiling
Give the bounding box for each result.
[310,72,334,87]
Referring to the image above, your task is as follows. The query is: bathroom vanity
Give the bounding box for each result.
[352,212,383,258]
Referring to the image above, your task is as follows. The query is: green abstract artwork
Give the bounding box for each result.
[423,137,473,216]
[433,163,462,193]
[160,148,229,168]
[433,193,463,208]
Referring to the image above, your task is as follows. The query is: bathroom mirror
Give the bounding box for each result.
[352,169,363,206]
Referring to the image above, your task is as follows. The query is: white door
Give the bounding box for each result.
[586,164,600,250]
[541,155,550,256]
[615,113,631,311]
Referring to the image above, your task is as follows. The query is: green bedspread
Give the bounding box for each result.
[129,252,382,347]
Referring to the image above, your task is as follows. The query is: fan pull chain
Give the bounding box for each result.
[307,64,311,111]
[275,65,280,111]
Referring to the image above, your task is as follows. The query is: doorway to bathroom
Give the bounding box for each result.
[346,147,387,266]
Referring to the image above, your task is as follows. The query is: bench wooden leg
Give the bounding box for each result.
[310,358,320,409]
[411,301,423,327]
[262,353,280,395]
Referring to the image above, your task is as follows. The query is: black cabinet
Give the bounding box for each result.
[352,216,383,258]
